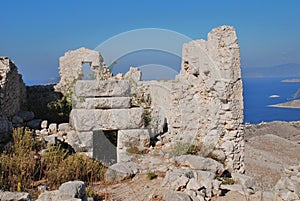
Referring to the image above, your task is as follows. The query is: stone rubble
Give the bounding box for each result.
[275,165,300,201]
[36,181,89,201]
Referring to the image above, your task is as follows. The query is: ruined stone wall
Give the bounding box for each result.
[177,26,244,172]
[0,57,26,119]
[141,26,244,172]
[55,47,105,96]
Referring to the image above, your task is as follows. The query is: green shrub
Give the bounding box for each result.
[169,142,200,157]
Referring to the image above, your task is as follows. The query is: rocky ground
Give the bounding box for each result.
[244,121,300,191]
[93,121,300,201]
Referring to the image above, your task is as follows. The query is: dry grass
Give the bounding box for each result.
[0,128,105,194]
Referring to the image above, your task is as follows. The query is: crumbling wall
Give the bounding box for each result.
[55,47,105,96]
[176,25,244,172]
[0,57,26,119]
[141,26,244,172]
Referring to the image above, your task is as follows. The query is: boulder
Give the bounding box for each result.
[105,162,139,182]
[41,120,48,129]
[162,168,220,200]
[174,155,225,175]
[275,165,300,201]
[231,173,255,192]
[0,191,32,201]
[48,123,57,133]
[58,123,71,132]
[74,80,130,97]
[163,191,192,201]
[58,181,86,200]
[26,119,42,129]
[36,181,86,201]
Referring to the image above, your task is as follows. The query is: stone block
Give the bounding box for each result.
[70,108,144,131]
[58,123,71,132]
[76,97,131,109]
[48,123,57,133]
[117,129,150,150]
[41,120,48,129]
[105,162,139,182]
[0,191,32,201]
[74,80,130,97]
[163,191,192,201]
[27,119,42,129]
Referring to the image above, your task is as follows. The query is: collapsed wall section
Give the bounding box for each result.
[0,57,26,119]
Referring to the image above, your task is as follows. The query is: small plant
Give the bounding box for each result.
[126,146,145,155]
[144,109,152,127]
[147,172,157,180]
[85,186,95,197]
[169,142,200,157]
[47,92,72,122]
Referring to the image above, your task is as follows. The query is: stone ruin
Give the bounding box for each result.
[0,57,26,119]
[0,25,244,174]
[69,79,149,164]
[54,25,245,173]
[0,57,26,150]
[151,25,244,172]
[54,47,112,96]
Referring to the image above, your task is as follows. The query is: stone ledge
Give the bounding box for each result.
[75,97,131,109]
[117,129,150,149]
[70,108,144,131]
[74,80,130,97]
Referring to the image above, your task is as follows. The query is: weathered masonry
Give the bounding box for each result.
[0,57,26,119]
[63,25,245,172]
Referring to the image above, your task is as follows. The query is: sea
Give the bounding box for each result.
[243,77,300,124]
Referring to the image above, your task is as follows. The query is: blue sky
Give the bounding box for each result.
[1,0,300,84]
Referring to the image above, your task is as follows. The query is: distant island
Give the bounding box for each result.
[269,99,300,108]
[281,78,300,82]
